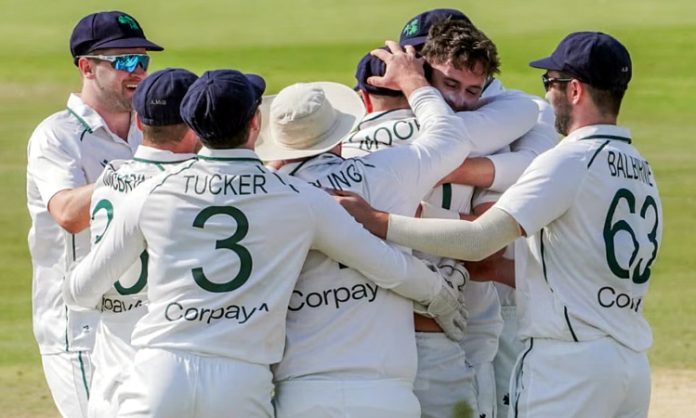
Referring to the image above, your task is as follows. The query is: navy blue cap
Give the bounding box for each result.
[529,32,632,90]
[399,8,471,47]
[70,11,163,64]
[180,70,266,140]
[354,49,402,97]
[133,68,198,126]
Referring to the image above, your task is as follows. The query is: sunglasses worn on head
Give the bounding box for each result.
[82,54,150,73]
[541,74,573,91]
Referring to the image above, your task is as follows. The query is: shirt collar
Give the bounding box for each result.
[276,152,343,176]
[564,124,632,144]
[481,78,505,98]
[66,93,140,145]
[67,94,106,132]
[133,145,196,164]
[196,147,263,162]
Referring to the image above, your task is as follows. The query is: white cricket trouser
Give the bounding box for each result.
[116,348,274,418]
[274,378,420,418]
[473,361,496,418]
[493,306,524,418]
[414,332,478,418]
[511,337,650,418]
[88,311,142,418]
[41,351,93,418]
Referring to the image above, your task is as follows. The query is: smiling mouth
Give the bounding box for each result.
[124,81,140,92]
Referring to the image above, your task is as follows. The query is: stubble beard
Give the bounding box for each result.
[94,75,133,113]
[553,96,572,136]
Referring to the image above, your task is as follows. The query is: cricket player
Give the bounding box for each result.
[259,40,533,418]
[86,68,199,418]
[344,50,530,418]
[343,16,551,418]
[398,11,558,418]
[337,32,662,418]
[26,11,162,417]
[63,69,466,418]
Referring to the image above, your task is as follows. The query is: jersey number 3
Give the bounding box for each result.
[191,206,252,293]
[603,188,659,284]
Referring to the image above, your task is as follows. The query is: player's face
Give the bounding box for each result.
[90,47,149,112]
[428,60,487,111]
[545,71,573,135]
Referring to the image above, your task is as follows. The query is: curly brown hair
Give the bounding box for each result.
[421,19,501,77]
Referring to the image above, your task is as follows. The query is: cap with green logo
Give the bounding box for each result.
[70,11,164,64]
[399,9,471,47]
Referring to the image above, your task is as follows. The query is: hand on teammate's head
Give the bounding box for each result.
[367,40,428,94]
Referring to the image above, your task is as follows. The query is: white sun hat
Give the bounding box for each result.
[255,81,365,161]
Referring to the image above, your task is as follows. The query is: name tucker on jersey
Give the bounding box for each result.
[184,174,268,195]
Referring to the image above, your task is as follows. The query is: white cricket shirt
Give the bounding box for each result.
[342,89,538,160]
[89,146,195,370]
[480,80,559,191]
[273,86,474,382]
[496,125,662,352]
[343,90,538,367]
[26,93,141,353]
[65,147,446,365]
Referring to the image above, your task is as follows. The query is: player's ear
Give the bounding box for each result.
[78,57,96,79]
[250,108,261,133]
[135,114,143,131]
[568,79,583,105]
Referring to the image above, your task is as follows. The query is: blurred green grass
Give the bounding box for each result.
[1,0,694,415]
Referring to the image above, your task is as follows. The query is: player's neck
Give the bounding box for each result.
[568,112,618,134]
[369,95,409,113]
[80,94,133,141]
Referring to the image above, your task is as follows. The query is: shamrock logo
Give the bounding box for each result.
[402,18,419,37]
[118,15,140,31]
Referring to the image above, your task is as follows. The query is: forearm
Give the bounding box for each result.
[48,183,95,233]
[467,257,515,287]
[439,157,495,188]
[387,207,521,261]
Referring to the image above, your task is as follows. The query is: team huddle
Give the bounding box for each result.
[26,8,663,418]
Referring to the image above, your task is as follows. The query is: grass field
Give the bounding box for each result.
[1,0,695,416]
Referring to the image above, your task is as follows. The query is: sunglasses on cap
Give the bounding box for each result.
[81,54,150,73]
[541,73,573,92]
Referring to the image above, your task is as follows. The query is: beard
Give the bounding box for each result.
[94,74,133,113]
[553,95,573,136]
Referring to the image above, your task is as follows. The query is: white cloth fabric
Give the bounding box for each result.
[496,125,662,351]
[41,351,93,418]
[481,80,559,192]
[413,332,478,418]
[511,337,650,418]
[494,305,524,418]
[273,86,475,384]
[87,146,195,418]
[27,93,141,354]
[65,147,446,366]
[116,348,274,418]
[473,361,497,418]
[274,379,420,418]
[342,88,539,160]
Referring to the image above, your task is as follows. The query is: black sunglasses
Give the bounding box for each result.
[541,74,573,91]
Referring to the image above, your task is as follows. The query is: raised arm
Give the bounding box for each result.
[63,184,148,309]
[439,96,556,191]
[463,91,539,156]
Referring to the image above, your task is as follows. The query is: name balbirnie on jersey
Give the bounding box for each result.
[183,173,268,195]
[606,150,653,186]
